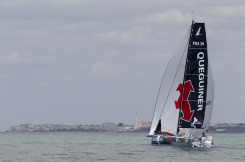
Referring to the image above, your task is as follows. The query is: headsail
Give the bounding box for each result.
[149,27,191,136]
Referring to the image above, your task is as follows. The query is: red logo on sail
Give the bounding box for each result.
[175,80,194,122]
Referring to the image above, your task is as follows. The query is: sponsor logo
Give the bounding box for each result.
[175,80,194,122]
[197,52,205,111]
[191,117,202,127]
[195,27,203,37]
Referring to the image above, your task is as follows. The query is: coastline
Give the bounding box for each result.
[6,123,245,133]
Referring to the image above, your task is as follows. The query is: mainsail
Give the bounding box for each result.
[178,22,214,136]
[149,21,214,137]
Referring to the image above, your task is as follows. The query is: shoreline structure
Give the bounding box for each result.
[7,122,245,133]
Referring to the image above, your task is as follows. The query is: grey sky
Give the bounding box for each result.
[0,0,244,131]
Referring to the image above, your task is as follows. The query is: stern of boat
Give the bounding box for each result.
[192,135,213,147]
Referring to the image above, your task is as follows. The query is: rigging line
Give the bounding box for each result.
[184,100,207,102]
[185,74,207,76]
[158,26,191,125]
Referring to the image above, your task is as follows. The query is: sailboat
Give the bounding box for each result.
[148,20,214,147]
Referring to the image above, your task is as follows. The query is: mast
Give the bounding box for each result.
[177,20,194,134]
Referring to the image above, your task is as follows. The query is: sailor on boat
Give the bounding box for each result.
[202,133,206,142]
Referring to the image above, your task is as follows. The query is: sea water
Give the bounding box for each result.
[0,132,244,161]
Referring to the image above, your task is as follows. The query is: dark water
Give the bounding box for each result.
[0,132,244,161]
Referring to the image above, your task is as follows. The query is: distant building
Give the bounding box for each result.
[99,123,117,130]
[138,122,151,128]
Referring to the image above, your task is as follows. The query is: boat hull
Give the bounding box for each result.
[151,135,213,147]
[151,135,193,145]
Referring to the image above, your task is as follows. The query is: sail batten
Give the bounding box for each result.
[189,48,207,50]
[185,74,208,76]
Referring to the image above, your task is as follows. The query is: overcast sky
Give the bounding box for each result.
[0,0,244,131]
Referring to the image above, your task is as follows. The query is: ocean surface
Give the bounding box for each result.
[0,132,244,162]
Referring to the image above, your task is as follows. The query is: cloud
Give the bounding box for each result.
[0,0,245,131]
[0,51,21,63]
[91,61,129,77]
[143,9,191,24]
[46,0,89,5]
[133,52,172,61]
[0,0,89,7]
[0,51,56,64]
[205,5,245,17]
[98,26,150,44]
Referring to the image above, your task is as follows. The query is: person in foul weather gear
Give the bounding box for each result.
[202,133,206,142]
